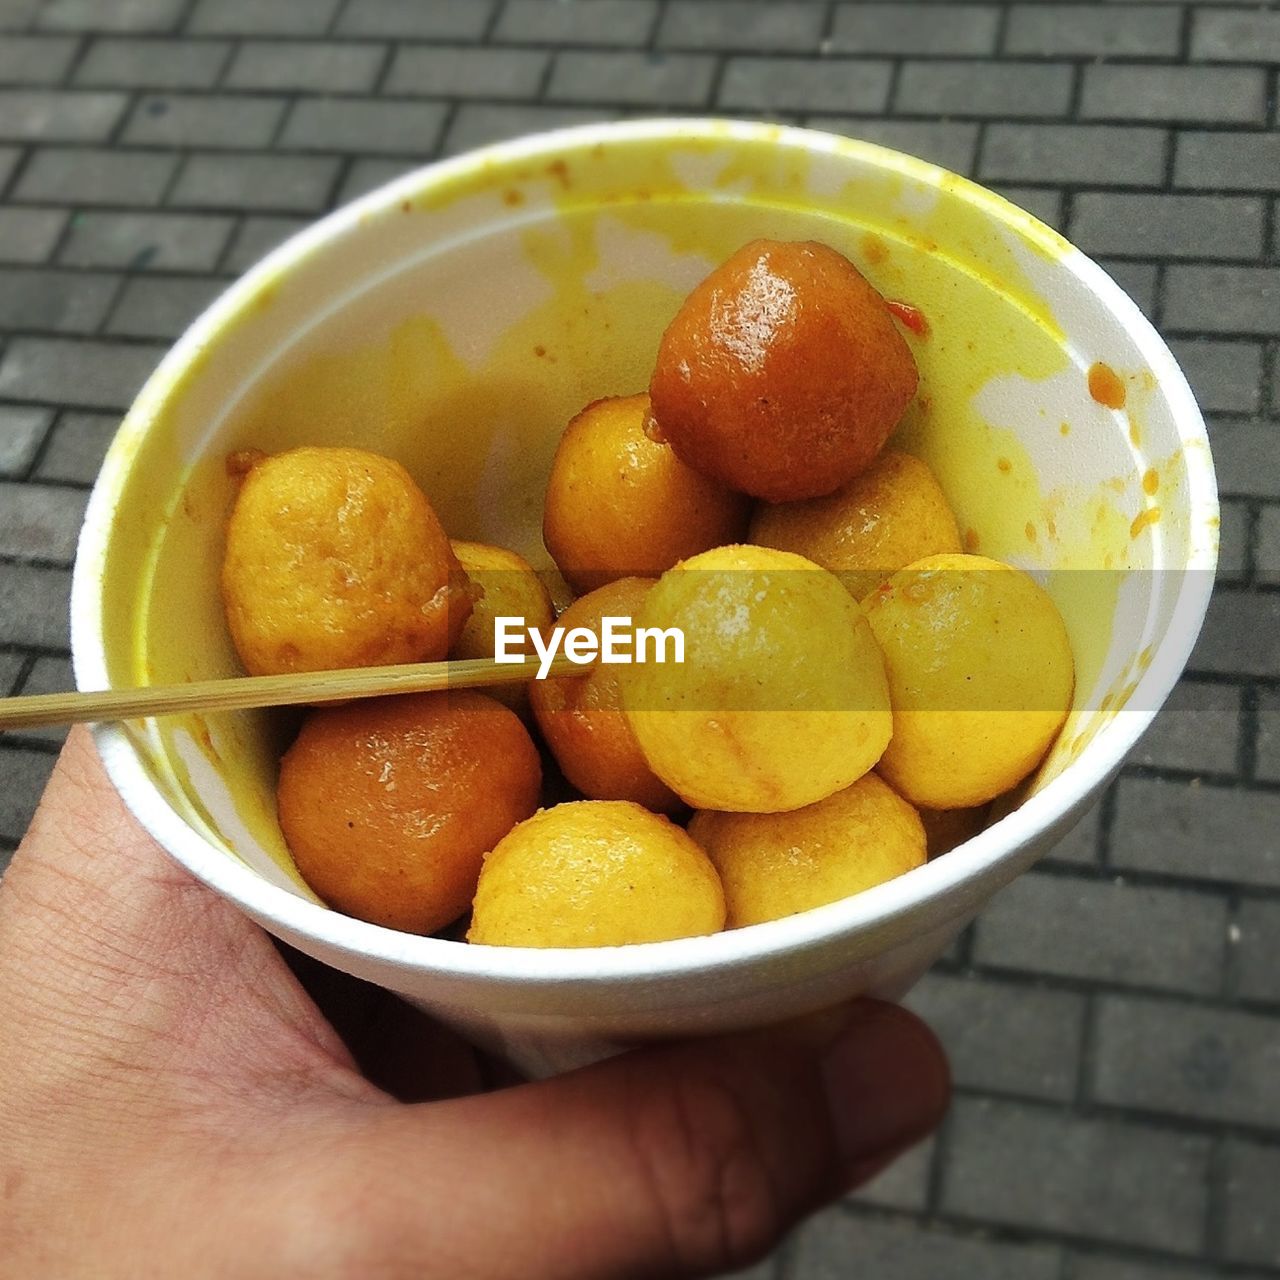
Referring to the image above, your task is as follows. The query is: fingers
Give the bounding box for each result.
[320,1001,948,1280]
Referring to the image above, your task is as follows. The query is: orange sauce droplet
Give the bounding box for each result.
[997,457,1012,474]
[963,528,979,552]
[1142,468,1159,495]
[861,233,889,265]
[886,299,929,337]
[1088,362,1126,409]
[1025,522,1037,543]
[1130,506,1162,539]
[502,188,524,207]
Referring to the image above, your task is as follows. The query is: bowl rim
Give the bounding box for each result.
[72,116,1219,986]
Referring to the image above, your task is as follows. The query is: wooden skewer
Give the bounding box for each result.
[0,655,589,731]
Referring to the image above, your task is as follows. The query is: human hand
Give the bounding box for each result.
[0,728,949,1279]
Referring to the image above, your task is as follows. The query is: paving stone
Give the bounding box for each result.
[982,123,1167,187]
[1175,131,1280,193]
[1258,505,1280,588]
[1223,1139,1280,1268]
[904,971,1086,1100]
[0,562,72,648]
[34,410,118,484]
[187,0,342,35]
[0,206,67,263]
[76,36,230,89]
[719,58,892,115]
[0,267,119,333]
[335,0,495,40]
[279,97,447,156]
[1164,266,1280,335]
[12,655,72,745]
[226,40,385,94]
[1082,65,1266,124]
[0,405,52,476]
[1071,1258,1252,1280]
[991,185,1063,229]
[1093,994,1280,1129]
[830,3,999,56]
[0,336,164,409]
[973,871,1229,995]
[1167,339,1263,416]
[0,35,79,84]
[37,0,185,32]
[123,93,287,150]
[1131,677,1241,774]
[0,89,128,142]
[0,146,19,193]
[1194,583,1280,677]
[847,1136,935,1211]
[15,147,177,206]
[106,275,221,340]
[1235,896,1280,1004]
[942,1097,1209,1253]
[1098,259,1158,317]
[1216,499,1247,583]
[806,118,979,174]
[660,1,821,52]
[897,60,1074,119]
[0,482,88,561]
[1111,776,1280,889]
[1071,193,1264,261]
[1192,10,1280,63]
[444,103,609,156]
[387,45,547,99]
[1205,420,1280,500]
[222,215,308,275]
[1006,4,1181,56]
[0,652,23,695]
[59,210,231,272]
[1045,797,1103,867]
[170,153,339,212]
[0,0,37,30]
[790,1212,1063,1280]
[505,0,659,48]
[334,156,416,204]
[0,745,56,841]
[550,50,715,108]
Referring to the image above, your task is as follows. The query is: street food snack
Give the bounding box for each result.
[543,393,750,592]
[277,691,541,933]
[689,773,926,927]
[222,446,469,676]
[468,800,725,947]
[750,449,961,601]
[529,577,681,813]
[648,239,918,502]
[863,554,1075,809]
[618,545,892,813]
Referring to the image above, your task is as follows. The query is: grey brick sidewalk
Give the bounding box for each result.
[0,1,1277,1277]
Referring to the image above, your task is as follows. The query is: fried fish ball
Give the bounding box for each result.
[648,239,918,503]
[863,553,1074,810]
[688,773,925,927]
[542,393,750,594]
[750,449,961,601]
[450,539,555,713]
[468,800,724,948]
[617,545,892,813]
[222,446,470,676]
[278,691,541,935]
[529,577,681,813]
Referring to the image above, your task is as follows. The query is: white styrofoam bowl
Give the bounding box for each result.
[72,120,1217,1075]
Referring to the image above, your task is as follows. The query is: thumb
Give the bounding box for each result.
[319,1000,949,1280]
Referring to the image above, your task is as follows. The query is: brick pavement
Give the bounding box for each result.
[0,2,1276,1277]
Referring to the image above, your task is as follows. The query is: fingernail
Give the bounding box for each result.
[819,1000,950,1182]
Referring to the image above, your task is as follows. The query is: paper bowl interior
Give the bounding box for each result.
[73,120,1217,1001]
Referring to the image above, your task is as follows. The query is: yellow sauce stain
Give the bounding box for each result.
[1088,362,1126,409]
[1142,468,1159,495]
[1130,506,1162,539]
[1060,421,1070,436]
[997,457,1013,474]
[861,232,889,264]
[1025,522,1037,543]
[1129,415,1141,447]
